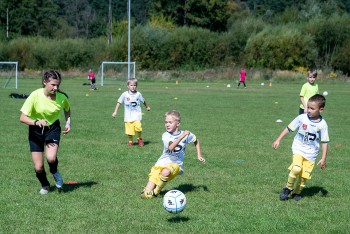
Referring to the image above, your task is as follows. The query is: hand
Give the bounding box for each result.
[63,125,71,136]
[198,156,206,164]
[36,119,48,127]
[317,159,326,170]
[112,112,117,118]
[272,140,280,149]
[146,106,151,111]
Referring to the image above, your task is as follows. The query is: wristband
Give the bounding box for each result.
[34,120,38,126]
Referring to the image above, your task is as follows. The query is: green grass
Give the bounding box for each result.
[1,77,349,233]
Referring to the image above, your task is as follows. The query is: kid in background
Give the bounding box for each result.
[88,69,97,90]
[140,110,206,198]
[272,94,329,201]
[299,69,319,114]
[20,70,71,195]
[237,68,247,88]
[112,79,150,146]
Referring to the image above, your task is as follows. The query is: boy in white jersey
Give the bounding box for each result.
[112,79,150,146]
[140,110,206,198]
[273,94,329,201]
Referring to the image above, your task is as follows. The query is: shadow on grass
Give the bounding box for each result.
[167,216,190,223]
[60,181,98,193]
[161,183,209,195]
[302,186,328,197]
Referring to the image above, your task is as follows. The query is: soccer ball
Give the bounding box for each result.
[323,91,328,96]
[163,190,186,214]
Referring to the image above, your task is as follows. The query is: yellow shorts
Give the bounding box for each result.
[125,120,142,136]
[148,164,180,186]
[288,154,315,179]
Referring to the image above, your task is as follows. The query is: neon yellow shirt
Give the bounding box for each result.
[20,88,70,125]
[299,82,319,109]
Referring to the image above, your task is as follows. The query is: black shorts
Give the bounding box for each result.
[28,120,61,152]
[91,78,96,84]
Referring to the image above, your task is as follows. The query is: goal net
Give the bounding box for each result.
[0,62,18,89]
[97,61,136,86]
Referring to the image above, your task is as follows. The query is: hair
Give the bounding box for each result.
[165,110,181,122]
[309,94,326,108]
[307,69,317,78]
[42,70,68,98]
[127,78,138,85]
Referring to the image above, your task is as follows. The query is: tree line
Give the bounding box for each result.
[1,0,350,75]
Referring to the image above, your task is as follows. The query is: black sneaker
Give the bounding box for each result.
[279,187,292,201]
[292,194,302,201]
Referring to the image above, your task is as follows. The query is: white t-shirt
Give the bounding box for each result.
[117,91,145,122]
[155,130,197,174]
[288,113,329,162]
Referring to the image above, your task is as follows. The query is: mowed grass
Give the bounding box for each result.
[1,77,349,233]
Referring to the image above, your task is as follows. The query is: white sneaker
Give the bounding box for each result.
[53,171,63,189]
[39,186,50,195]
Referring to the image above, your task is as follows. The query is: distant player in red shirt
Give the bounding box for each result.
[237,68,247,88]
[88,69,97,90]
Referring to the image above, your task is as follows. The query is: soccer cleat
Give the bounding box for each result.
[140,190,156,199]
[292,194,302,201]
[279,187,292,201]
[128,141,133,146]
[39,186,50,195]
[138,138,144,147]
[53,171,63,189]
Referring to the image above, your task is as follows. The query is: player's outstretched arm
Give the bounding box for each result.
[194,139,205,163]
[272,128,289,149]
[112,103,121,117]
[143,101,151,111]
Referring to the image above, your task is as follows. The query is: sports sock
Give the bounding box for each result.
[36,170,50,187]
[154,175,169,196]
[137,131,142,140]
[48,159,58,174]
[127,135,133,142]
[294,177,306,194]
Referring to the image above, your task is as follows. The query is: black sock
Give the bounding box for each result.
[48,159,58,174]
[36,170,50,187]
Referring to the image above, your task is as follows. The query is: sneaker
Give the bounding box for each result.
[53,171,63,189]
[292,194,302,201]
[279,187,292,201]
[128,141,133,146]
[140,190,156,199]
[39,186,50,195]
[138,138,144,147]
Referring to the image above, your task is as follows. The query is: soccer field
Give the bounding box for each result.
[1,77,349,233]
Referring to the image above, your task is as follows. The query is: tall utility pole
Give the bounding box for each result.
[127,0,131,79]
[108,0,112,45]
[7,8,9,38]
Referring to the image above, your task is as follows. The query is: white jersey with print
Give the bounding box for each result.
[117,91,145,122]
[288,113,329,162]
[155,130,197,174]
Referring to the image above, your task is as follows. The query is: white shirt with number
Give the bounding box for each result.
[117,91,145,122]
[155,130,197,174]
[288,113,329,162]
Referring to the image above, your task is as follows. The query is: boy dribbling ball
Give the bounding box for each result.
[140,110,205,198]
[273,94,329,201]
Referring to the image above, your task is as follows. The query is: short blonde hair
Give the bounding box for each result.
[127,78,138,85]
[307,69,317,78]
[165,110,181,122]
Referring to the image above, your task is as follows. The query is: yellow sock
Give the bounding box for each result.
[127,135,133,142]
[294,177,306,194]
[287,173,296,190]
[154,175,168,196]
[137,131,142,140]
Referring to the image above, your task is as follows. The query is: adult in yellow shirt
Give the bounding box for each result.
[20,70,71,195]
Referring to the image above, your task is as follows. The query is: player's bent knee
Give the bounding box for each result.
[161,168,171,177]
[291,165,302,175]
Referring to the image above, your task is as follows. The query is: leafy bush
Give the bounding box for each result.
[244,25,317,70]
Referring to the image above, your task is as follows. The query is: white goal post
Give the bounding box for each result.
[0,61,18,89]
[99,61,136,86]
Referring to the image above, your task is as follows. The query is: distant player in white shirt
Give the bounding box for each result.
[112,79,150,146]
[141,110,206,198]
[273,94,329,201]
